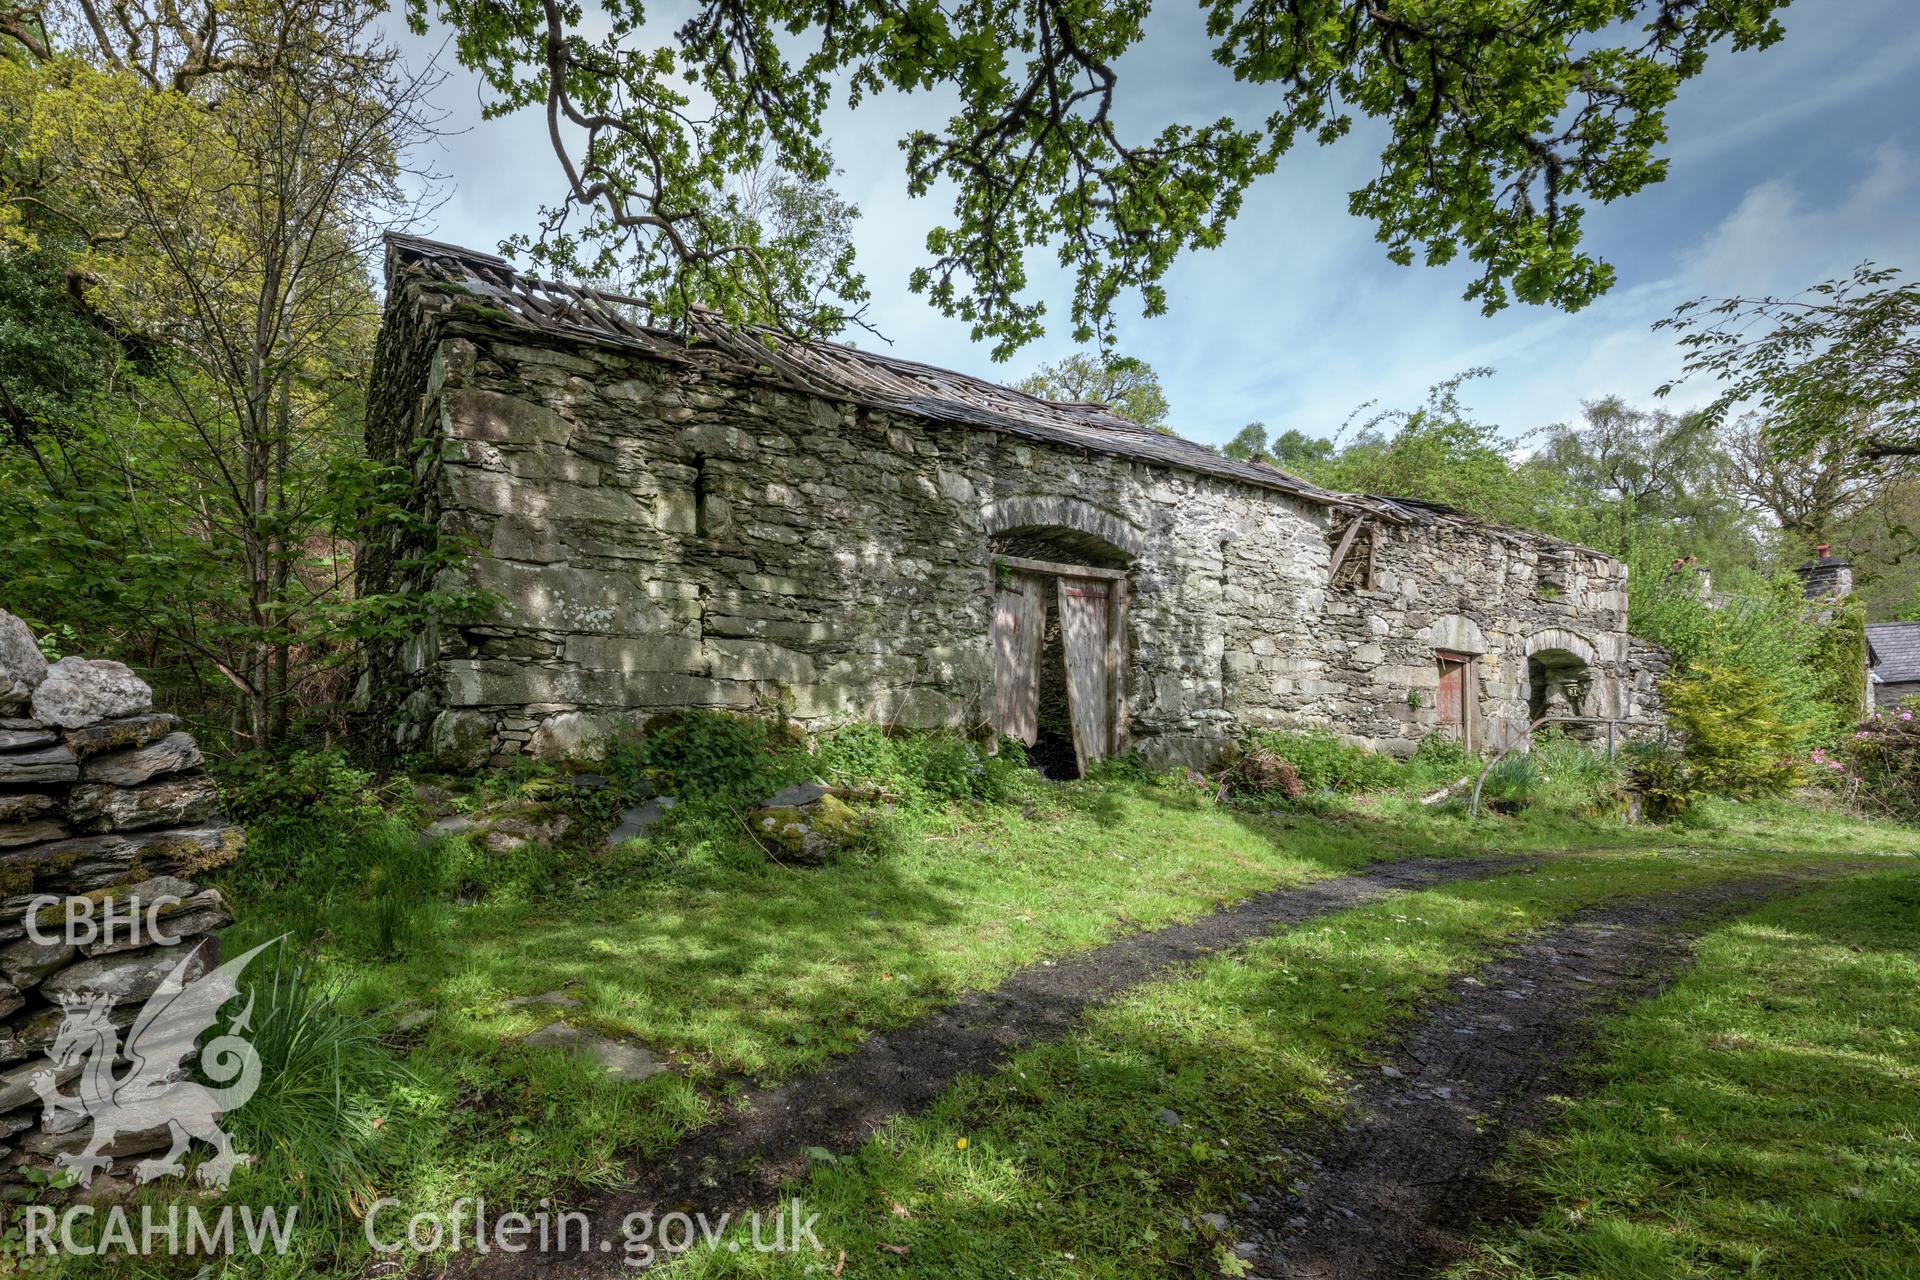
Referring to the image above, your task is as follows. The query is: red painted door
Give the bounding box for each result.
[1435,651,1467,740]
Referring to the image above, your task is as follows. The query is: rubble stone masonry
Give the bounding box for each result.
[0,611,241,1200]
[361,248,1662,769]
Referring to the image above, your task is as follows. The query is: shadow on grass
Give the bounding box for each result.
[660,855,1748,1278]
[238,778,1476,1086]
[1454,868,1920,1280]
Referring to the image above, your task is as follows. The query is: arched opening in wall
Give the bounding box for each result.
[1528,648,1593,733]
[990,524,1133,570]
[989,526,1132,779]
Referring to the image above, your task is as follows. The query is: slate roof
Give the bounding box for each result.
[1867,622,1920,684]
[383,232,1602,553]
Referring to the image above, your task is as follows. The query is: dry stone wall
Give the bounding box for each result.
[0,611,241,1201]
[363,275,1655,769]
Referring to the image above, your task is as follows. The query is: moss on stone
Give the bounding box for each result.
[754,793,860,865]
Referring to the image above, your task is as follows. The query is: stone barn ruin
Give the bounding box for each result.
[359,235,1663,772]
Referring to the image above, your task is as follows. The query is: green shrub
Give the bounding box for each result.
[1623,738,1706,821]
[629,710,808,807]
[1243,727,1399,794]
[1810,595,1869,727]
[1401,734,1475,790]
[469,752,566,808]
[1480,751,1543,811]
[1529,730,1626,813]
[1081,749,1157,787]
[1624,562,1836,812]
[218,747,385,837]
[1630,564,1838,748]
[813,726,1024,806]
[1662,661,1806,799]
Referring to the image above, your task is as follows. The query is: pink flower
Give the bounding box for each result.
[1903,711,1913,722]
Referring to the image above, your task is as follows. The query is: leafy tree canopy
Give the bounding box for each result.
[1659,263,1920,466]
[0,242,114,448]
[1014,351,1170,429]
[0,0,463,744]
[382,0,1791,354]
[1221,421,1335,474]
[1836,475,1920,622]
[1311,369,1558,527]
[1532,395,1757,571]
[1535,396,1718,509]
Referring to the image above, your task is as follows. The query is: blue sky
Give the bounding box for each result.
[394,0,1920,449]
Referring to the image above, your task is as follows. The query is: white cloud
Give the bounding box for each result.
[1679,145,1920,296]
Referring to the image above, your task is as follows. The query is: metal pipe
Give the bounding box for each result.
[1467,715,1659,818]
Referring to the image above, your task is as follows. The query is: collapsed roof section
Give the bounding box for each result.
[383,232,1605,555]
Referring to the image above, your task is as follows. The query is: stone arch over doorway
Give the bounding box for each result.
[1528,627,1598,726]
[983,496,1143,569]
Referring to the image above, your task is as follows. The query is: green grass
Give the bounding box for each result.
[403,785,1397,1079]
[172,751,1917,1280]
[661,850,1895,1278]
[1451,869,1920,1280]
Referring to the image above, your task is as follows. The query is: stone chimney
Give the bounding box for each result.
[1795,544,1854,600]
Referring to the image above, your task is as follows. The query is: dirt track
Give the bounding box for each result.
[451,853,1533,1278]
[1231,873,1819,1279]
[445,861,1846,1280]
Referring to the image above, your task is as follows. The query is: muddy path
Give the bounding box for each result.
[450,853,1538,1278]
[1229,871,1827,1279]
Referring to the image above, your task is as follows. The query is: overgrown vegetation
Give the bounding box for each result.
[155,720,1912,1279]
[1618,564,1872,814]
[1223,724,1627,822]
[1836,701,1920,823]
[1234,727,1401,796]
[218,955,415,1226]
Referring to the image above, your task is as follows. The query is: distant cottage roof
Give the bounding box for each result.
[383,233,1601,551]
[1867,622,1920,684]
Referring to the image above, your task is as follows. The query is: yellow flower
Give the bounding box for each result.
[956,1137,968,1150]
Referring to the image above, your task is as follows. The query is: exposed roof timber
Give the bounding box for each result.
[382,232,1610,558]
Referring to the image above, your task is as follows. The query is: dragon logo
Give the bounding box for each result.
[30,938,281,1189]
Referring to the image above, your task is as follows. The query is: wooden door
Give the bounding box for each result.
[1435,650,1471,751]
[991,571,1045,744]
[1057,578,1112,775]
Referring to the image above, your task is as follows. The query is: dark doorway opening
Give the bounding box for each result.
[1030,601,1078,779]
[1528,648,1593,739]
[988,526,1132,777]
